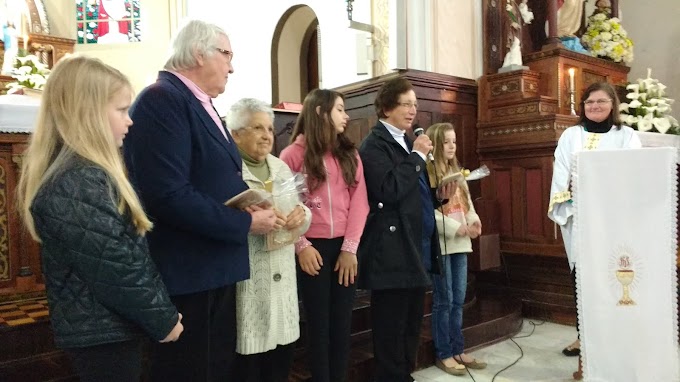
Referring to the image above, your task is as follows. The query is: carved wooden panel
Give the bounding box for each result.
[524,48,630,116]
[494,169,512,235]
[483,0,504,75]
[480,155,563,258]
[0,159,8,282]
[0,135,43,297]
[582,69,607,91]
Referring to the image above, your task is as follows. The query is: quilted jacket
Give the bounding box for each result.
[30,157,178,349]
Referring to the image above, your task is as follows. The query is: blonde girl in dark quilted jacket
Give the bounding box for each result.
[16,55,183,382]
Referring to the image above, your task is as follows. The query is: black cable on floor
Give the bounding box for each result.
[488,319,544,382]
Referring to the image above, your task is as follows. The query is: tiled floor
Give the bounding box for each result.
[0,297,49,329]
[413,319,579,382]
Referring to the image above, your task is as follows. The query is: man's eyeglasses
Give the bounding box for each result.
[215,48,234,62]
[583,99,612,106]
[397,102,418,109]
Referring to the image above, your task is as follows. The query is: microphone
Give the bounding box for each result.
[413,125,434,161]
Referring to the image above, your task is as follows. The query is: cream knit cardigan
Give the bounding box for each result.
[236,154,311,355]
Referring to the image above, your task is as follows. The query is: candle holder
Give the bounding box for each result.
[569,89,576,116]
[567,68,576,116]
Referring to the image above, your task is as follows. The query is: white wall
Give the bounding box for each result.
[188,0,372,114]
[431,0,482,80]
[619,0,680,119]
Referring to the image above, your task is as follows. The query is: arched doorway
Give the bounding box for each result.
[271,5,319,105]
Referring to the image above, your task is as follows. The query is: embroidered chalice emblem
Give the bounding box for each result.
[615,255,636,306]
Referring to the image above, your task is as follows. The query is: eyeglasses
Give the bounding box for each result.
[247,125,274,135]
[215,48,234,62]
[397,102,418,109]
[583,99,612,106]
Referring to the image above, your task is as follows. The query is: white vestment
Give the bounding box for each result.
[548,125,641,268]
[573,148,679,382]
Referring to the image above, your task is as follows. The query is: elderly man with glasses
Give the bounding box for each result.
[123,20,278,381]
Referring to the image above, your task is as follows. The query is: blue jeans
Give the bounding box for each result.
[431,253,468,360]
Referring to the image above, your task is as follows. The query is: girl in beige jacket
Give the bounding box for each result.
[426,123,487,375]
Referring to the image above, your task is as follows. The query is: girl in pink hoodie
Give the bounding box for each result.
[279,89,369,382]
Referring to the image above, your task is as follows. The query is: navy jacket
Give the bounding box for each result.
[123,71,251,295]
[357,122,442,290]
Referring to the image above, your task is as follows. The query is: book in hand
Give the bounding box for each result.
[224,189,273,210]
[439,172,464,187]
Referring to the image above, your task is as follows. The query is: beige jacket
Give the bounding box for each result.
[434,180,480,255]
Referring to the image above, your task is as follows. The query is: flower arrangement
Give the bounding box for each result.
[619,68,679,135]
[581,11,634,64]
[6,55,50,93]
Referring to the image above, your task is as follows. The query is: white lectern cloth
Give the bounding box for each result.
[573,148,679,382]
[0,94,39,133]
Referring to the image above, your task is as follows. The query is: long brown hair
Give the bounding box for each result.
[290,89,358,192]
[426,123,470,211]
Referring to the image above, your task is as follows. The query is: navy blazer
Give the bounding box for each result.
[123,71,251,295]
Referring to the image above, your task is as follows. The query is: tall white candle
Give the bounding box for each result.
[568,68,575,92]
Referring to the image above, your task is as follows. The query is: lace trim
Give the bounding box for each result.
[341,239,359,255]
[294,236,312,254]
[572,151,585,378]
[669,150,679,363]
[548,190,572,213]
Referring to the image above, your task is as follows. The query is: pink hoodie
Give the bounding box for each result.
[279,135,369,255]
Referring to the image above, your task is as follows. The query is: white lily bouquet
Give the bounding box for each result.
[581,11,634,64]
[6,55,50,93]
[619,68,679,135]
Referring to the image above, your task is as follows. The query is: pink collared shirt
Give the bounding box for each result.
[167,70,228,141]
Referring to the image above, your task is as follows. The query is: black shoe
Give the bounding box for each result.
[562,346,580,356]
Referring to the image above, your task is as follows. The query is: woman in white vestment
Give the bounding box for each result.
[547,82,641,357]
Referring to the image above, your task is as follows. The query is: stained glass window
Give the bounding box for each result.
[76,0,141,44]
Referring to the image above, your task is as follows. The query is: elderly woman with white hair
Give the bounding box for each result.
[228,98,312,382]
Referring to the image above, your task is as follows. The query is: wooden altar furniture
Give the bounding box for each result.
[476,48,629,322]
[273,108,300,157]
[524,47,630,116]
[0,117,44,299]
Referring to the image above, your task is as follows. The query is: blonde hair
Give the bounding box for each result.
[16,54,152,241]
[426,122,470,211]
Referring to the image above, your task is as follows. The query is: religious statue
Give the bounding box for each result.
[555,0,589,54]
[502,36,522,68]
[557,0,585,37]
[499,0,534,72]
[1,0,26,75]
[1,22,19,75]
